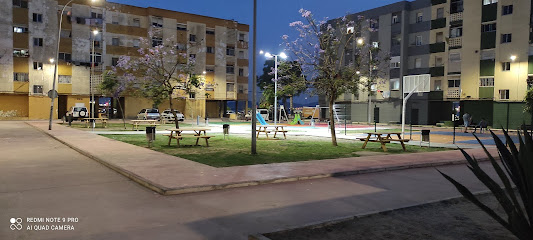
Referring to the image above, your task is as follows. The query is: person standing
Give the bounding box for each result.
[463,112,471,133]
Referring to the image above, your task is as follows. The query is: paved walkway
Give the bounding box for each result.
[29,121,498,195]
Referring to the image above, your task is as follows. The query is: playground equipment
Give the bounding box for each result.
[308,105,341,129]
[256,112,268,125]
[402,74,430,139]
[278,105,289,122]
[290,114,305,125]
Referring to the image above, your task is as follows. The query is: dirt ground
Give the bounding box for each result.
[265,193,517,240]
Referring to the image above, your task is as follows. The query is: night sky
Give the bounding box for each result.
[109,0,400,106]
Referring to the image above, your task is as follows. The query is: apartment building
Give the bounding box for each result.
[335,0,532,128]
[0,0,249,120]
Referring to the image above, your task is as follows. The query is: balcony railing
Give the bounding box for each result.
[226,92,236,100]
[447,88,460,98]
[430,42,445,53]
[430,66,445,77]
[450,12,463,23]
[431,0,446,5]
[448,37,462,49]
[431,18,446,30]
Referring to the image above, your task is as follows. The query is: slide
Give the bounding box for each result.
[256,112,268,125]
[290,114,305,125]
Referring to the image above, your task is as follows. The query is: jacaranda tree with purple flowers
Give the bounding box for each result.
[284,9,371,146]
[100,70,132,129]
[112,31,201,128]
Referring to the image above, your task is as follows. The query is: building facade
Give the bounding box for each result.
[335,0,532,128]
[0,0,249,119]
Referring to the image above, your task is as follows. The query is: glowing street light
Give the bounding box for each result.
[260,50,287,126]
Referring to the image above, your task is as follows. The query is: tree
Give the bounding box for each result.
[99,70,131,129]
[112,32,201,128]
[284,9,380,146]
[257,60,307,111]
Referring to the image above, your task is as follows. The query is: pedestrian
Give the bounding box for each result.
[463,112,471,133]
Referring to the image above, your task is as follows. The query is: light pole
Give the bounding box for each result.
[259,51,287,126]
[91,29,99,130]
[252,0,257,154]
[48,0,98,130]
[357,38,373,124]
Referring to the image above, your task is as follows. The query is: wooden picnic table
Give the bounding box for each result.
[81,117,108,128]
[358,132,410,152]
[256,125,288,139]
[165,127,214,147]
[131,119,159,131]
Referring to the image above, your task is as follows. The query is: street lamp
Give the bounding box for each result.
[357,38,373,124]
[260,50,287,126]
[90,29,99,130]
[49,0,98,130]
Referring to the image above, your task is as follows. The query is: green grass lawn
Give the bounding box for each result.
[341,128,419,134]
[101,134,448,167]
[58,122,194,131]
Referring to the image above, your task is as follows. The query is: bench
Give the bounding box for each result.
[165,134,215,147]
[132,122,160,131]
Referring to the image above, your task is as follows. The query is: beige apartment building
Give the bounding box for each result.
[0,0,249,120]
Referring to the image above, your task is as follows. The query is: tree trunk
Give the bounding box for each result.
[289,95,293,116]
[170,96,179,129]
[329,95,337,146]
[116,98,126,129]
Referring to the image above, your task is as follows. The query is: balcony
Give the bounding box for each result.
[430,42,445,53]
[237,76,248,84]
[237,93,248,100]
[430,66,444,77]
[482,3,498,22]
[448,37,462,49]
[431,18,446,30]
[237,41,248,49]
[431,0,446,5]
[237,59,248,67]
[447,88,460,98]
[226,92,236,100]
[449,12,463,26]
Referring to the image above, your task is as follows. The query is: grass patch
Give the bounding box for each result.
[101,134,448,167]
[341,128,418,134]
[58,122,193,131]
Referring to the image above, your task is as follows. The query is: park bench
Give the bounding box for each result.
[163,134,214,147]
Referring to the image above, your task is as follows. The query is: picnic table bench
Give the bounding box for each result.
[81,117,108,128]
[131,120,160,131]
[256,125,287,139]
[357,132,410,151]
[165,127,214,147]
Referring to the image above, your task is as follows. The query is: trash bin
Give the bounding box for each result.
[146,126,156,142]
[420,129,430,147]
[223,124,230,135]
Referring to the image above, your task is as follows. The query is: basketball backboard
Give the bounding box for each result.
[403,74,430,94]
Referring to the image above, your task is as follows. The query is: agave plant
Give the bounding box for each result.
[438,128,533,240]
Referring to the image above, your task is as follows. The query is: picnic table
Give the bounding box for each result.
[358,132,410,152]
[256,125,288,139]
[164,127,214,147]
[131,119,159,131]
[81,117,108,128]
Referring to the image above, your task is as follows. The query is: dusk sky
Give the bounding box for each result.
[110,0,400,106]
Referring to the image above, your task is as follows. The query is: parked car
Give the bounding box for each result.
[63,105,89,121]
[244,111,252,121]
[225,110,235,115]
[161,109,185,122]
[137,108,160,120]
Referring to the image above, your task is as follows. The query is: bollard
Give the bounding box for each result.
[223,124,230,139]
[197,115,200,125]
[205,117,209,126]
[145,126,156,147]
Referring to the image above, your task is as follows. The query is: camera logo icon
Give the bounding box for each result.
[10,218,22,230]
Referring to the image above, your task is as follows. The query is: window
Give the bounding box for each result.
[416,12,423,23]
[33,13,42,23]
[238,85,245,94]
[13,26,28,33]
[33,62,43,70]
[206,29,215,35]
[370,19,379,29]
[90,52,102,63]
[501,34,512,43]
[434,80,442,91]
[189,34,196,42]
[13,49,29,57]
[133,39,140,48]
[390,61,400,68]
[238,68,244,76]
[239,33,245,41]
[177,23,186,31]
[151,37,162,47]
[189,92,196,99]
[435,56,443,66]
[502,5,513,15]
[448,79,460,88]
[392,14,399,24]
[483,0,498,6]
[502,62,511,71]
[132,18,140,27]
[91,12,103,19]
[58,75,71,84]
[112,38,120,46]
[152,17,163,28]
[449,53,461,62]
[226,46,235,56]
[499,89,509,99]
[481,23,497,32]
[437,8,444,19]
[415,58,422,68]
[226,65,235,74]
[226,83,235,92]
[13,72,29,82]
[112,15,119,24]
[206,46,214,54]
[238,50,244,59]
[450,0,463,14]
[33,38,43,47]
[450,27,463,38]
[13,0,28,8]
[33,85,43,94]
[480,77,494,87]
[392,34,401,46]
[415,35,422,46]
[58,52,71,61]
[176,43,186,51]
[111,57,119,66]
[390,78,400,90]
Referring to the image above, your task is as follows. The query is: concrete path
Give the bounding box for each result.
[1,121,498,240]
[28,122,498,195]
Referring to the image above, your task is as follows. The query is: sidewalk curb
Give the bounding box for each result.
[29,122,490,196]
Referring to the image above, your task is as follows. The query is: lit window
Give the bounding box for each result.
[502,62,511,71]
[33,62,43,70]
[58,75,71,84]
[480,78,494,87]
[483,0,498,6]
[499,89,509,100]
[33,85,43,94]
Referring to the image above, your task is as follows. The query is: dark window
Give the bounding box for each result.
[151,37,162,47]
[448,79,460,88]
[501,34,512,43]
[33,38,43,46]
[112,38,120,46]
[189,92,196,99]
[502,5,513,15]
[177,23,186,31]
[33,13,42,23]
[112,58,119,66]
[450,0,463,14]
[499,89,509,99]
[226,46,235,56]
[13,0,28,8]
[33,62,43,70]
[481,23,496,32]
[239,68,244,76]
[206,46,214,53]
[91,12,103,19]
[502,62,511,71]
[206,30,215,35]
[58,53,71,62]
[189,54,196,59]
[226,65,234,74]
[13,72,29,82]
[33,85,43,94]
[189,34,196,42]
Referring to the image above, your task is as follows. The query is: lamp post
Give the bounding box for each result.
[357,38,373,124]
[90,29,99,130]
[49,0,97,130]
[259,51,287,126]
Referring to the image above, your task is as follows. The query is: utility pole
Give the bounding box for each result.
[251,0,257,154]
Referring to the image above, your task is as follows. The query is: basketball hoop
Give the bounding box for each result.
[379,90,390,99]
